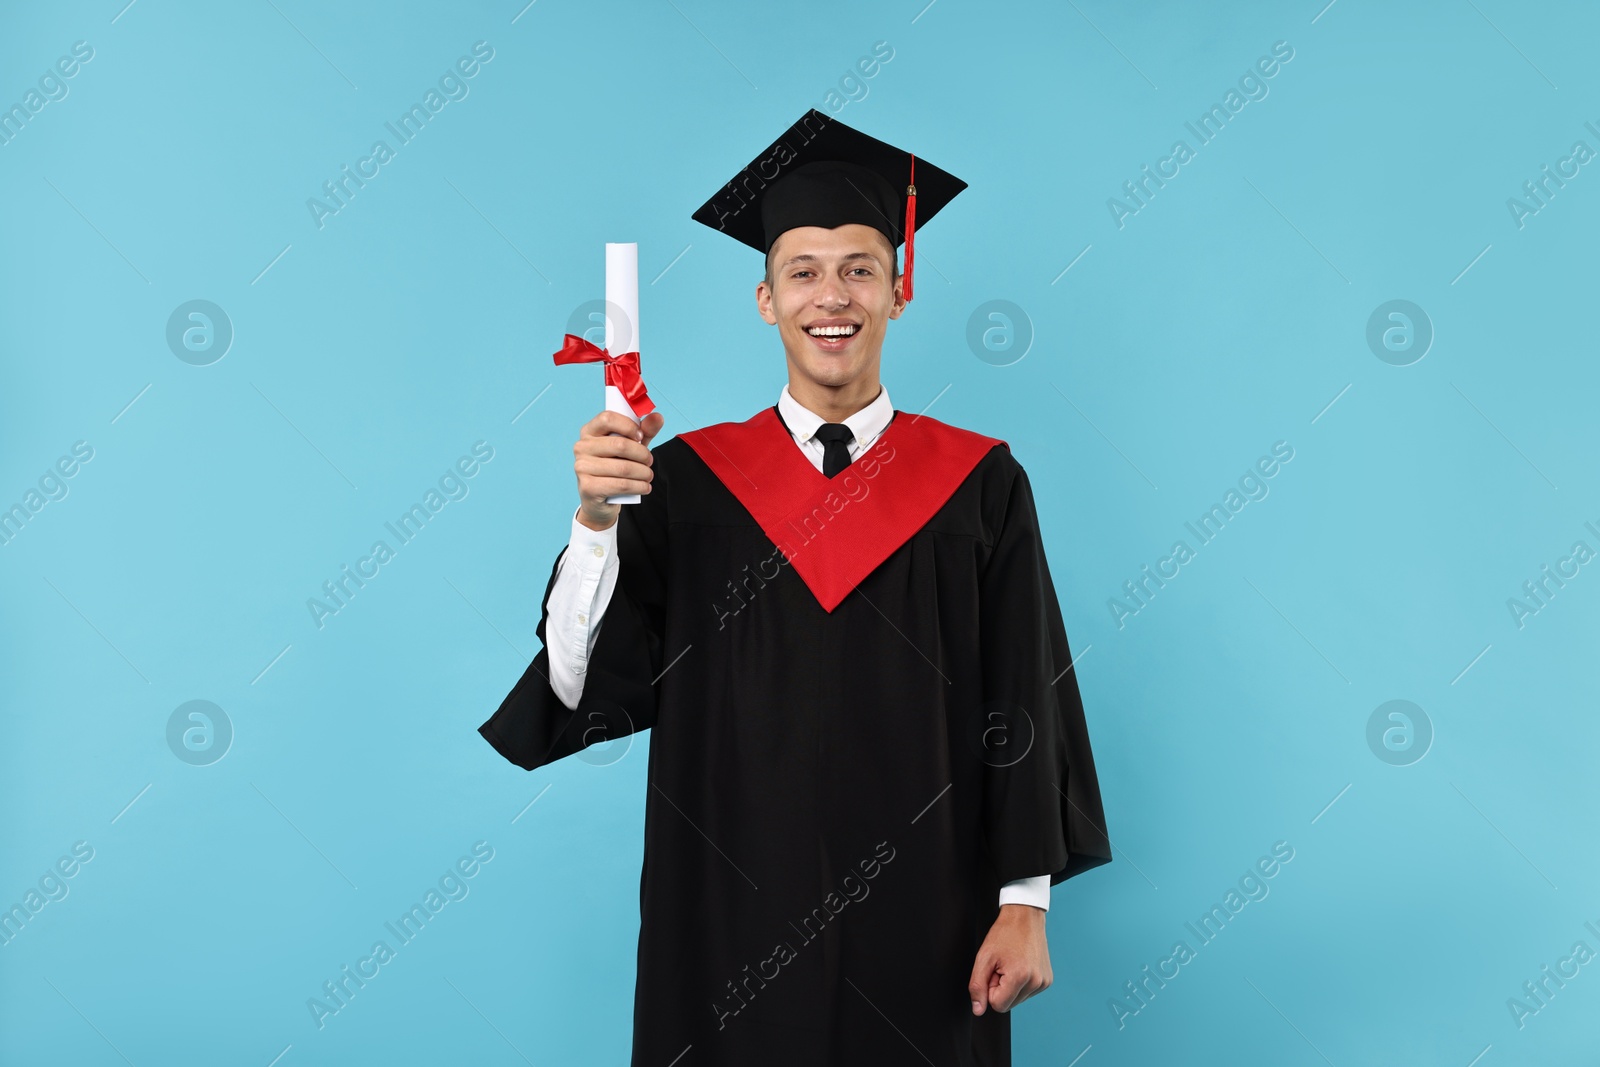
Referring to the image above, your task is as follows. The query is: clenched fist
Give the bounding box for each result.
[574,410,666,531]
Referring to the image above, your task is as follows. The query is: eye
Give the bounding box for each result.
[848,267,872,276]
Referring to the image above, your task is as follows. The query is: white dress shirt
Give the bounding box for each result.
[545,383,1051,911]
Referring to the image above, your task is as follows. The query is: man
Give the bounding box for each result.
[478,109,1111,1066]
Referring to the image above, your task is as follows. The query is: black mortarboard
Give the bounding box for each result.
[690,109,967,301]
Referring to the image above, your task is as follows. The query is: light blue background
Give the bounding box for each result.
[3,1,1597,1063]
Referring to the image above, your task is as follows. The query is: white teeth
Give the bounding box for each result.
[807,324,858,337]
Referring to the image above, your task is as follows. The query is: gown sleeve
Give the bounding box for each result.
[978,456,1113,887]
[476,445,671,772]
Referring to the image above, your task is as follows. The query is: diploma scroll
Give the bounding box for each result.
[604,242,641,504]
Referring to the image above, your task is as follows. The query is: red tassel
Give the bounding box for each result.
[903,154,917,303]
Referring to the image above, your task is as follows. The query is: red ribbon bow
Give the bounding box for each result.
[552,334,655,418]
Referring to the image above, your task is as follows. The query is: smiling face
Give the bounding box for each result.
[756,224,904,402]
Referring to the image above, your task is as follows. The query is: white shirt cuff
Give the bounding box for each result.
[998,874,1051,911]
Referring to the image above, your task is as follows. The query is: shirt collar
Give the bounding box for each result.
[778,383,894,449]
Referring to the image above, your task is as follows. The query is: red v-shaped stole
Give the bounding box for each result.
[676,406,1004,613]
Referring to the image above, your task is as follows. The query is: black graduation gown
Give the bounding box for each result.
[478,406,1111,1066]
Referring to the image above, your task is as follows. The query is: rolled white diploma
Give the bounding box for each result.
[604,241,641,505]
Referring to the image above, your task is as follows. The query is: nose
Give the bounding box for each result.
[815,274,848,309]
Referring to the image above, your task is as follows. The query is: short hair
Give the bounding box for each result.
[764,230,900,289]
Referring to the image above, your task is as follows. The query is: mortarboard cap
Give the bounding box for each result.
[690,109,966,301]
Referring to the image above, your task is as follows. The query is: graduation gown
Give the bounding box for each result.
[478,405,1111,1066]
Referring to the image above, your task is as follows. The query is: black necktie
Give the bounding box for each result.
[814,423,854,477]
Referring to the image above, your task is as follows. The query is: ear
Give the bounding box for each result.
[887,273,906,320]
[756,278,778,325]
